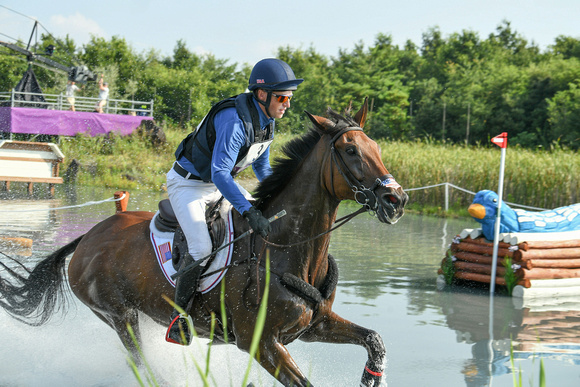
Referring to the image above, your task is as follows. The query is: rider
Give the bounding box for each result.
[165,58,303,345]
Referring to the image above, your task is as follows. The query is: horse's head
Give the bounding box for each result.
[305,98,408,224]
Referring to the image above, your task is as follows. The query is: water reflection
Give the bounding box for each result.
[0,189,579,386]
[330,204,465,300]
[437,289,580,386]
[330,204,580,386]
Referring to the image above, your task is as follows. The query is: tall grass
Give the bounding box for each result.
[502,256,519,296]
[126,254,272,387]
[57,127,184,191]
[510,339,546,387]
[56,126,579,210]
[378,138,579,210]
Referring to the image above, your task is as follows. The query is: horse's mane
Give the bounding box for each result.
[253,108,359,204]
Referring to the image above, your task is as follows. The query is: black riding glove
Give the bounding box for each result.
[243,206,271,237]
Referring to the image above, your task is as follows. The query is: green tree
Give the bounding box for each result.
[331,34,410,139]
[547,80,580,149]
[169,39,200,70]
[80,35,145,98]
[410,77,445,140]
[277,45,335,133]
[0,46,28,93]
[550,35,580,60]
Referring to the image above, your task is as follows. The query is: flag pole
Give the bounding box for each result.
[489,132,508,294]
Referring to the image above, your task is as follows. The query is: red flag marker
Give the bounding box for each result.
[491,132,508,148]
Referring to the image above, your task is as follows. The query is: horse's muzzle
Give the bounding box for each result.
[376,189,408,224]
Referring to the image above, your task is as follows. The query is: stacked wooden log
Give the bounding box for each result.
[439,229,580,296]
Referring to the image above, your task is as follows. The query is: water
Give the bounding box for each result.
[0,186,579,387]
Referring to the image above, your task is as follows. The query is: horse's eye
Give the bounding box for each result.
[345,146,357,155]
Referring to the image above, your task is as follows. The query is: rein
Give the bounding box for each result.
[201,127,379,277]
[261,206,366,249]
[200,206,366,279]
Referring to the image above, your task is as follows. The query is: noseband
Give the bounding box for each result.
[329,127,395,213]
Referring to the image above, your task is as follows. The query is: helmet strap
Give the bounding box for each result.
[255,89,274,118]
[264,91,274,118]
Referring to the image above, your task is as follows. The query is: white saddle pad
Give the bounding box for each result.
[149,209,234,294]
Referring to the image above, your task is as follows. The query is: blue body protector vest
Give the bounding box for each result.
[174,93,274,182]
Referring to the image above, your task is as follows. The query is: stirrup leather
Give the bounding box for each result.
[165,313,194,345]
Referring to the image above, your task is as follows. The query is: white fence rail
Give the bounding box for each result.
[0,89,153,116]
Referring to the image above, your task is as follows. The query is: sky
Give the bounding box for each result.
[0,0,579,68]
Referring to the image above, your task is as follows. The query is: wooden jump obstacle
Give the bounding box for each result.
[0,140,64,197]
[439,228,580,299]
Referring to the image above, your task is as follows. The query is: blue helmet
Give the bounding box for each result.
[248,58,303,91]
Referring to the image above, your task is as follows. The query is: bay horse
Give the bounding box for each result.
[0,99,407,386]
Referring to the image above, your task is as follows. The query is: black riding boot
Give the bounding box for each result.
[165,261,204,345]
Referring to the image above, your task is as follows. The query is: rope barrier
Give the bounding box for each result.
[406,182,547,211]
[0,184,549,214]
[0,192,126,213]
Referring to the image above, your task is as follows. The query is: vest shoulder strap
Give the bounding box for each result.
[174,96,237,160]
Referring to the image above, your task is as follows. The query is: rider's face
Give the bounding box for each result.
[257,89,293,119]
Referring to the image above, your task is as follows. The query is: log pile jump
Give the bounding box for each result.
[438,228,580,299]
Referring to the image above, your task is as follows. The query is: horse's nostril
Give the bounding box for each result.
[385,194,398,204]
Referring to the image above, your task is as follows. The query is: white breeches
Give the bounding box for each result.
[166,166,252,263]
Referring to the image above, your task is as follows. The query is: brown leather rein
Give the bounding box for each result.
[200,127,388,277]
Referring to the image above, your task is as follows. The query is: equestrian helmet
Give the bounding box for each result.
[248,58,303,91]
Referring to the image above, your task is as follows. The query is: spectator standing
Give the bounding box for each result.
[96,75,109,113]
[65,81,79,111]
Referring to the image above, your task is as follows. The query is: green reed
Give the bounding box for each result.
[502,256,519,296]
[441,250,456,285]
[510,339,546,387]
[242,253,271,387]
[126,254,272,386]
[57,126,578,210]
[378,138,579,210]
[126,323,160,387]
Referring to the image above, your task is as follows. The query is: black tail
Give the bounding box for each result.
[0,235,84,326]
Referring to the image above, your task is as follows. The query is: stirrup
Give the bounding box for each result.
[165,313,194,345]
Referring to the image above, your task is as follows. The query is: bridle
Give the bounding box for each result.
[329,127,395,214]
[199,127,399,278]
[261,126,396,249]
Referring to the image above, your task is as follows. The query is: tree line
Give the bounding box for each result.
[1,21,579,149]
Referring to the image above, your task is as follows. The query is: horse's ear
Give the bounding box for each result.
[353,97,369,128]
[305,110,336,132]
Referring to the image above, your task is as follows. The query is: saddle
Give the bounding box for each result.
[155,198,226,271]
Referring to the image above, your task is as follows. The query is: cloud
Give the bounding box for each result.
[48,12,106,44]
[192,45,212,58]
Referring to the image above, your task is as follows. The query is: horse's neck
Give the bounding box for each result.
[266,152,339,284]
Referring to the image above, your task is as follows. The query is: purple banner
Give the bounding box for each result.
[0,107,153,137]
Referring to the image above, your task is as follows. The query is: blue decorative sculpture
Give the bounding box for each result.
[468,190,580,241]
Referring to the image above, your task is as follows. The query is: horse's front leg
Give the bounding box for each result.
[262,340,313,387]
[240,336,312,387]
[300,310,385,387]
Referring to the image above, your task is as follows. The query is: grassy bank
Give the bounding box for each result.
[380,138,579,211]
[56,125,579,213]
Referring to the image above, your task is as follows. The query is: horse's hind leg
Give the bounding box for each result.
[90,308,143,365]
